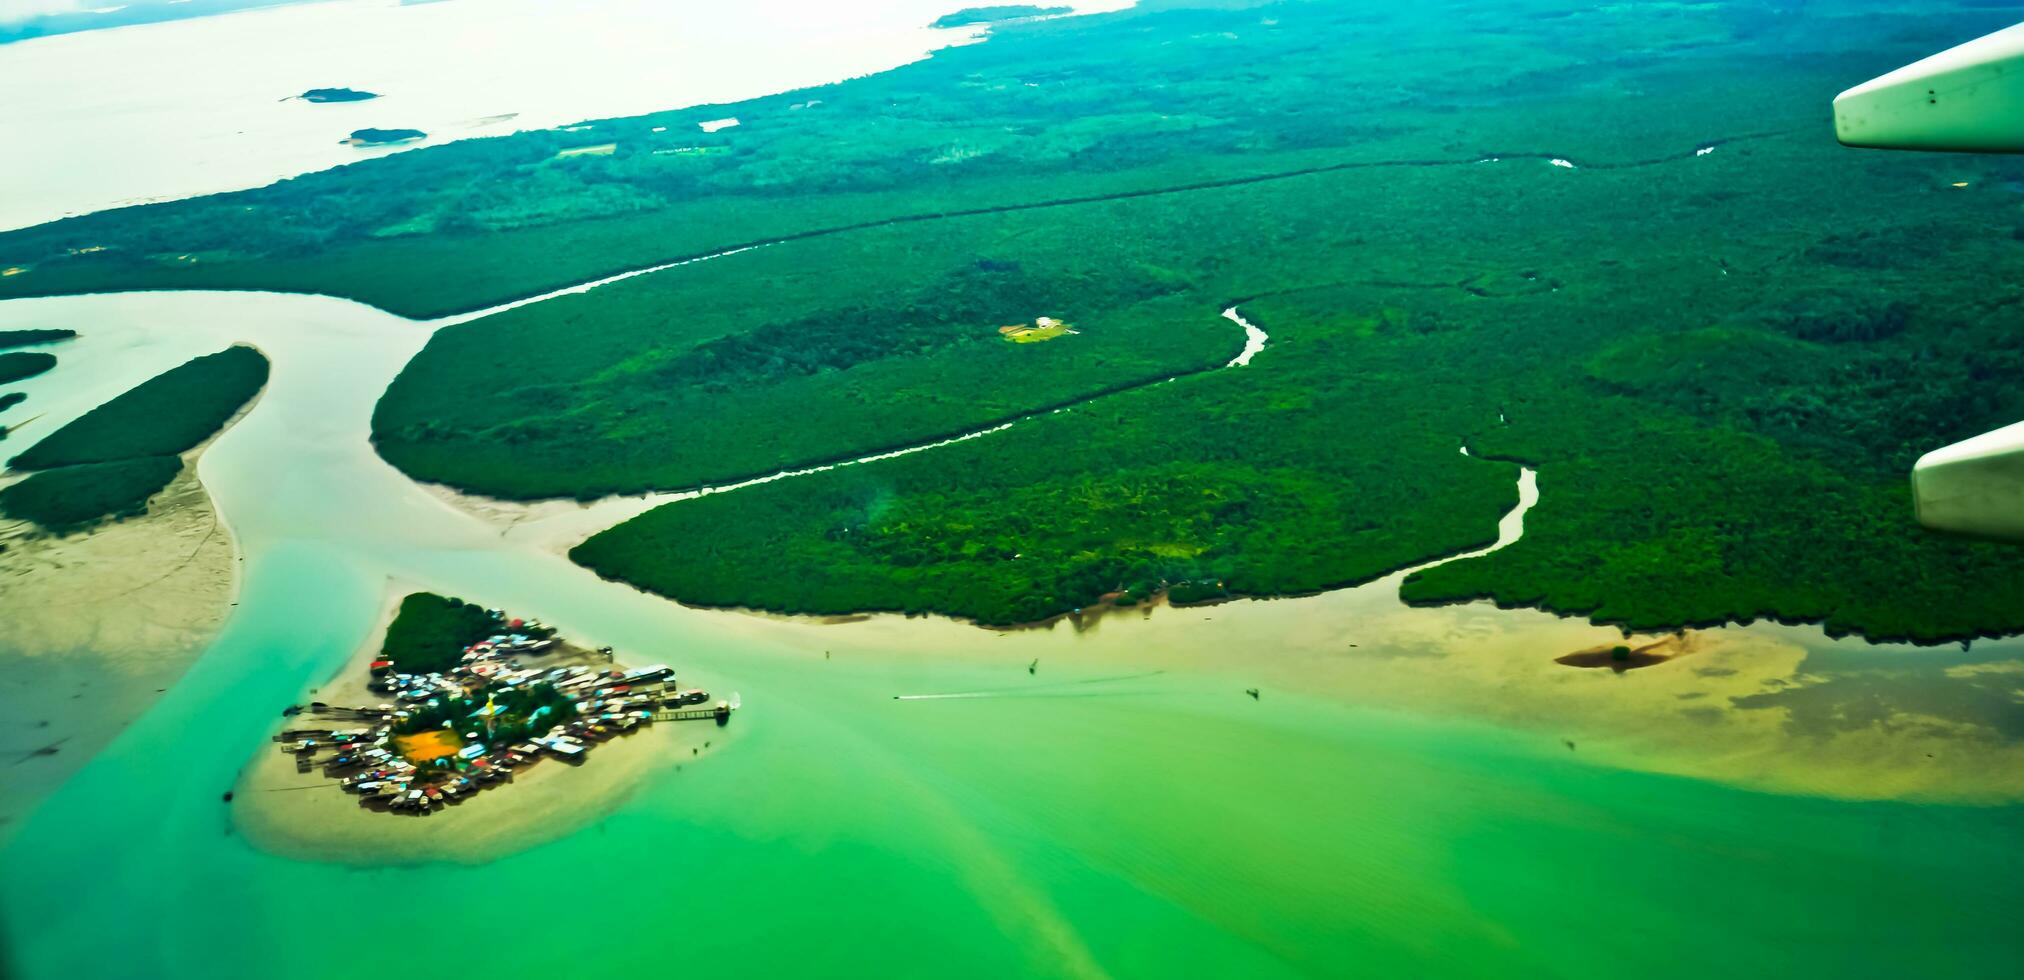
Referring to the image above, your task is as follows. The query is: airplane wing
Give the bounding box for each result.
[1835,23,2024,153]
[1836,24,2024,542]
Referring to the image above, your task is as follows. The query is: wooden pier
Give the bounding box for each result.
[653,704,735,726]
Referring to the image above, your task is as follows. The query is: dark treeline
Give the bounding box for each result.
[380,593,526,675]
[0,352,55,385]
[0,329,75,352]
[931,6,1071,30]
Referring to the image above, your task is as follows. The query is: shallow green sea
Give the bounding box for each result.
[4,536,2020,978]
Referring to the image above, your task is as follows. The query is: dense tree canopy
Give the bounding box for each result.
[1,346,267,531]
[4,0,2021,638]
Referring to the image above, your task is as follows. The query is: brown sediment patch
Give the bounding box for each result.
[1556,634,1694,672]
[980,589,1171,634]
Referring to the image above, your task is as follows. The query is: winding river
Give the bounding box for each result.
[2,246,2022,977]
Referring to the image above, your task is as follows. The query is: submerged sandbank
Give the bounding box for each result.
[696,570,2024,806]
[0,447,242,838]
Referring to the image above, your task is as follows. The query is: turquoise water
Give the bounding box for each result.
[7,545,2020,978]
[2,291,2020,978]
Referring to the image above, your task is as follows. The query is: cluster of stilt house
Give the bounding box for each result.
[275,616,733,816]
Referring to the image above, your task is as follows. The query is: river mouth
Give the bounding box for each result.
[5,280,2021,856]
[2,271,2023,977]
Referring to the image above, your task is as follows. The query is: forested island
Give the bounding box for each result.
[341,128,426,146]
[0,0,2019,639]
[1,345,267,530]
[0,328,75,351]
[931,5,1070,28]
[300,87,379,103]
[0,352,55,385]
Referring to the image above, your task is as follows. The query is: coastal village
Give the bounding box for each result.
[274,600,733,816]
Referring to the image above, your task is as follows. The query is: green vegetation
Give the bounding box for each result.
[372,218,1233,498]
[0,329,74,351]
[345,128,425,146]
[9,1,2024,639]
[0,352,55,384]
[0,393,24,413]
[8,345,266,470]
[932,6,1070,28]
[573,348,1518,625]
[0,0,1884,319]
[0,457,182,530]
[379,592,536,675]
[1,346,266,530]
[301,88,378,103]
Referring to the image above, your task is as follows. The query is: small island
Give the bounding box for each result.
[270,592,731,817]
[1,345,267,531]
[0,328,75,352]
[340,127,426,147]
[299,87,379,104]
[931,5,1070,29]
[0,351,55,385]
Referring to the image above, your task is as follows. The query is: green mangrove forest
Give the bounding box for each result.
[0,352,56,385]
[0,329,75,352]
[0,345,268,530]
[1,0,2019,638]
[380,592,554,675]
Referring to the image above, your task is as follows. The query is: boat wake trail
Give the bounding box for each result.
[893,670,1167,701]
